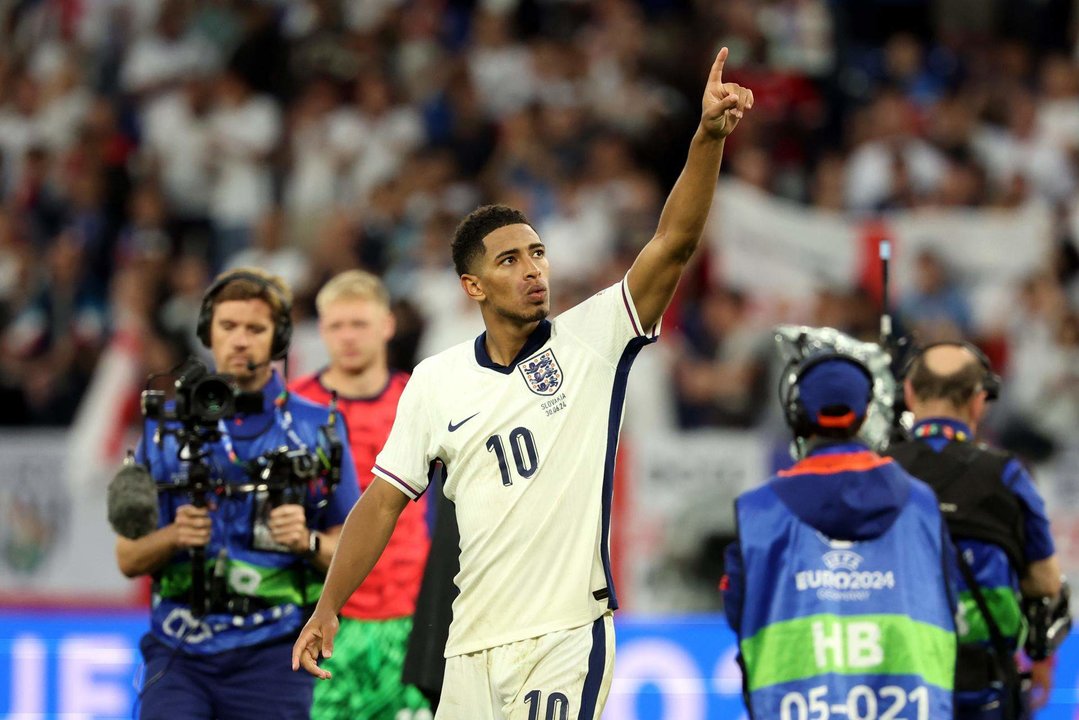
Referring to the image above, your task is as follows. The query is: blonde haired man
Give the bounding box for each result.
[290,270,431,719]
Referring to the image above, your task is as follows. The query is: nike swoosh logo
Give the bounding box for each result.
[448,412,480,432]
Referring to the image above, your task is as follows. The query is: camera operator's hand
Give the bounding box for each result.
[292,605,338,680]
[170,505,211,550]
[1029,657,1055,710]
[269,504,310,554]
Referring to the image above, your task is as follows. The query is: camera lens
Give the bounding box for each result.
[191,377,234,421]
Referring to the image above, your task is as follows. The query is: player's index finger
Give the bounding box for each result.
[292,630,316,669]
[710,47,729,86]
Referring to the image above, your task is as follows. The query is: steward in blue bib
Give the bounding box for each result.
[723,351,957,719]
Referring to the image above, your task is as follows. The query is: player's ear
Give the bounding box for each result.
[460,273,485,302]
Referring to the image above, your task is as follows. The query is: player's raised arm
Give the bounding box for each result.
[626,47,753,330]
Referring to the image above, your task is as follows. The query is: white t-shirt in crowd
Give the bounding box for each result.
[143,91,213,217]
[207,96,281,226]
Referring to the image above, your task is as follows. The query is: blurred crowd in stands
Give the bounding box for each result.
[2,0,1079,467]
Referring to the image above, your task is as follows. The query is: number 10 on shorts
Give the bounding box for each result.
[524,689,569,720]
[780,684,929,720]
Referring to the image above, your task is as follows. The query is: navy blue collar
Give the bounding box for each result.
[474,320,552,374]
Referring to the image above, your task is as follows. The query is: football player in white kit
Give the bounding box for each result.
[294,48,754,719]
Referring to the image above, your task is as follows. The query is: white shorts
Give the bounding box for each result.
[435,612,615,720]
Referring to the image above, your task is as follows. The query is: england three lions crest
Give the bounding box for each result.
[519,349,563,396]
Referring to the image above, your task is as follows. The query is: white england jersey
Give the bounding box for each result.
[373,278,658,656]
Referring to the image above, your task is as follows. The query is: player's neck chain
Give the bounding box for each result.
[914,422,968,443]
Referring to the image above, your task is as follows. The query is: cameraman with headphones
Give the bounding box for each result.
[113,267,360,719]
[722,350,957,719]
[887,342,1066,719]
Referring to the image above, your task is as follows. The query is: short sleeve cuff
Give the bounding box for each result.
[372,464,426,501]
[620,277,661,340]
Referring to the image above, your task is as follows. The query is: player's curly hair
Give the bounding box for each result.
[451,204,533,276]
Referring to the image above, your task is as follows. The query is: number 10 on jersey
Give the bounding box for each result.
[486,427,539,486]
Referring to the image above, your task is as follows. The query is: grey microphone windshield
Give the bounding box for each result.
[107,458,160,540]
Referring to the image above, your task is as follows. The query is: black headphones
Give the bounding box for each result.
[898,340,1001,402]
[196,271,293,360]
[780,352,875,438]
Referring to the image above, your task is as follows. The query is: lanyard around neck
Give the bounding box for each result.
[914,422,969,443]
[217,392,307,466]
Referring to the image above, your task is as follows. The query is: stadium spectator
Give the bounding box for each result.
[225,207,310,293]
[898,248,974,341]
[206,68,281,268]
[0,207,30,327]
[845,88,947,211]
[673,285,770,428]
[158,252,212,359]
[336,71,427,210]
[0,71,45,197]
[1001,271,1075,459]
[140,71,216,226]
[283,77,345,223]
[120,0,217,99]
[4,229,106,424]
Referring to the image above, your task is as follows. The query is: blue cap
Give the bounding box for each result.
[798,358,872,429]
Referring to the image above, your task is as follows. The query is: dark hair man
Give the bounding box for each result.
[294,48,754,719]
[724,352,957,719]
[115,267,360,719]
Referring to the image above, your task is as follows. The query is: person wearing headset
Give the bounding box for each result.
[887,342,1065,719]
[114,267,360,719]
[722,351,957,719]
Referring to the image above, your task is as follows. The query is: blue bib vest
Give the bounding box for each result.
[136,373,359,655]
[735,457,957,719]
